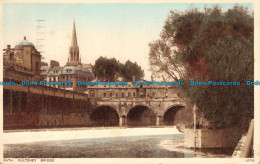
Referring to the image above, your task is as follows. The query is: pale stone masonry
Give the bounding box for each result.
[184,128,243,149]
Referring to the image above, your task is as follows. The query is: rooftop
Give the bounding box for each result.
[15,36,35,49]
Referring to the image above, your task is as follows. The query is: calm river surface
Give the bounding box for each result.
[5,134,194,158]
[3,127,231,158]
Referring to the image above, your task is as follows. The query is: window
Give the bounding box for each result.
[128,92,131,97]
[66,69,72,73]
[133,93,135,97]
[35,62,40,74]
[90,91,94,97]
[110,93,112,97]
[104,93,106,97]
[122,93,124,97]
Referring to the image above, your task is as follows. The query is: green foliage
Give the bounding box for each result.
[149,5,254,128]
[93,57,119,81]
[119,60,144,81]
[93,57,144,81]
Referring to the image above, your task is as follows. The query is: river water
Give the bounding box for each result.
[3,127,231,158]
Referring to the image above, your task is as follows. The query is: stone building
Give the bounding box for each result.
[40,20,94,92]
[85,82,184,99]
[3,35,91,129]
[3,37,41,82]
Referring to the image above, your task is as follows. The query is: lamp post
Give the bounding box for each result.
[193,104,197,152]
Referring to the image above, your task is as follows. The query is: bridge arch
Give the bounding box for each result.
[90,105,119,126]
[126,105,156,126]
[163,105,193,126]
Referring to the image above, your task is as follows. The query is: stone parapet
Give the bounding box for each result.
[184,128,243,149]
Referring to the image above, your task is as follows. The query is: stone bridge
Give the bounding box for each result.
[94,97,190,126]
[3,82,194,129]
[85,84,194,127]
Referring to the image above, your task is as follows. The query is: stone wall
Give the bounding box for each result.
[184,128,243,149]
[3,85,89,129]
[232,134,247,157]
[39,113,91,127]
[184,128,201,148]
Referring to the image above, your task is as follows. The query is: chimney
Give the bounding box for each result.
[133,75,135,82]
[7,45,10,50]
[50,60,60,68]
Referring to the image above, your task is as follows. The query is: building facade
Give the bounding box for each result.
[3,37,41,82]
[41,20,94,92]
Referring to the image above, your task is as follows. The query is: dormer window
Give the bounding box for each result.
[66,69,72,73]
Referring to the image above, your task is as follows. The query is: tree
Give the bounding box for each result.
[93,57,144,81]
[93,57,119,81]
[119,60,144,81]
[149,5,254,128]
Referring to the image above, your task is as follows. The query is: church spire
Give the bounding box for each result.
[71,19,78,47]
[67,19,80,66]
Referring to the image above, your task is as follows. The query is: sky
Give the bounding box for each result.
[3,3,253,80]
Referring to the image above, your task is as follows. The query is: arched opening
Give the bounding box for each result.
[90,106,119,126]
[163,106,193,126]
[127,105,156,126]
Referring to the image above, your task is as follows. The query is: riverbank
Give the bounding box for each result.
[158,138,232,158]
